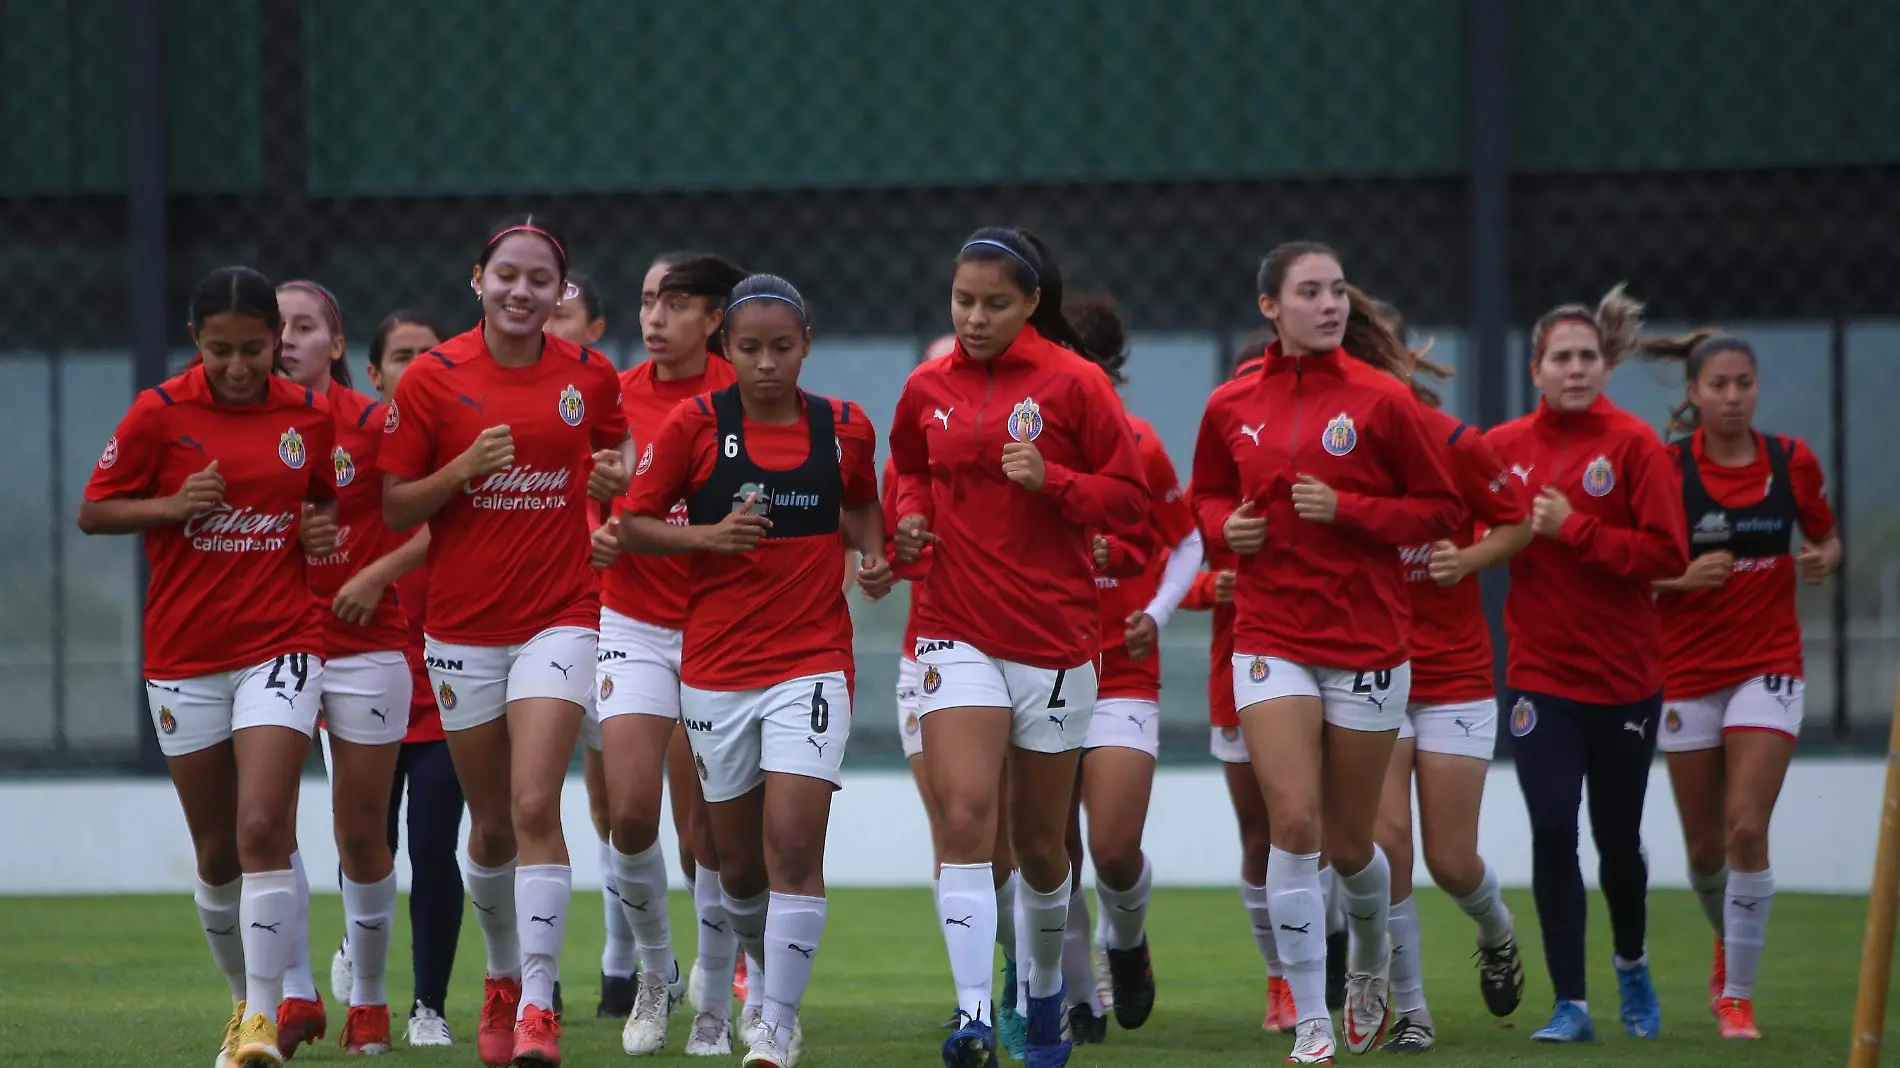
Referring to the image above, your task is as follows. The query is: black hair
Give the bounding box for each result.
[565,270,603,322]
[656,254,748,357]
[1256,240,1340,298]
[190,266,282,334]
[1062,292,1129,386]
[369,309,444,369]
[479,213,568,277]
[1639,329,1758,434]
[277,279,352,388]
[1230,327,1277,377]
[722,274,809,336]
[954,227,1096,361]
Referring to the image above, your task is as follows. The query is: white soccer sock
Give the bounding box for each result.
[1338,847,1392,975]
[1321,862,1346,937]
[744,954,766,1013]
[1690,863,1729,938]
[600,837,637,979]
[1020,872,1071,1002]
[1060,880,1093,1009]
[1723,868,1774,1000]
[1014,885,1031,1014]
[341,871,397,1006]
[240,869,297,1014]
[994,871,1020,961]
[1453,862,1515,949]
[195,877,246,1000]
[1240,881,1283,978]
[515,864,571,1014]
[692,866,738,1014]
[283,851,318,1001]
[762,893,827,1036]
[1388,895,1426,1014]
[1094,854,1153,951]
[612,839,676,983]
[465,857,521,979]
[722,886,770,1015]
[936,862,998,1022]
[1268,846,1329,1026]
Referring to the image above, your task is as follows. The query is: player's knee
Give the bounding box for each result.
[610,811,662,856]
[1422,844,1478,895]
[336,820,391,875]
[194,836,241,887]
[1272,806,1324,856]
[937,799,997,861]
[1092,851,1141,892]
[466,820,516,867]
[510,788,563,845]
[235,806,293,869]
[1725,815,1770,870]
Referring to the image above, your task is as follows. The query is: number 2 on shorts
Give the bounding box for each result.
[266,653,310,693]
[1351,669,1392,695]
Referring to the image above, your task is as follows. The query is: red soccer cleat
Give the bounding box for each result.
[512,1004,563,1066]
[275,994,328,1059]
[1715,997,1761,1040]
[1708,936,1727,1010]
[733,954,749,1000]
[478,975,523,1066]
[1263,975,1297,1033]
[339,1003,392,1055]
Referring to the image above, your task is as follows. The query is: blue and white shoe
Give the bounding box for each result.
[1023,981,1073,1068]
[997,957,1027,1061]
[941,1011,996,1068]
[1531,999,1596,1043]
[1616,958,1662,1037]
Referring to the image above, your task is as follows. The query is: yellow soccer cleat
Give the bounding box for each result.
[231,1011,286,1067]
[215,1002,246,1068]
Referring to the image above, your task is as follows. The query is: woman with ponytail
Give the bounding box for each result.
[1485,285,1688,1045]
[1643,332,1839,1041]
[890,226,1149,1068]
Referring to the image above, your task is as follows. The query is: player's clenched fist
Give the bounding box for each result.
[455,425,515,481]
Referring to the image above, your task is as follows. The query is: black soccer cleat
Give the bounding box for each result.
[1476,938,1526,1017]
[1326,930,1349,1012]
[1068,1001,1107,1045]
[596,972,636,1019]
[1105,939,1157,1030]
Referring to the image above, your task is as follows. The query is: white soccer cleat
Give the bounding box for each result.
[741,1019,800,1067]
[687,959,704,1010]
[622,970,680,1055]
[1342,970,1392,1054]
[404,1004,453,1047]
[740,1007,803,1063]
[330,942,353,1006]
[1092,938,1115,1011]
[1287,1018,1338,1064]
[683,1010,733,1056]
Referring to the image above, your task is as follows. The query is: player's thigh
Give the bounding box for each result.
[1004,657,1097,755]
[758,671,851,792]
[680,682,766,806]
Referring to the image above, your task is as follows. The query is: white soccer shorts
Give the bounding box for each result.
[1232,654,1410,733]
[681,670,851,804]
[424,626,598,733]
[146,653,325,757]
[913,638,1097,754]
[1659,674,1804,752]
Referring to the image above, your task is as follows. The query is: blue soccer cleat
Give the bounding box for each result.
[941,1011,996,1068]
[1531,999,1596,1043]
[1616,958,1662,1038]
[997,957,1027,1060]
[1023,980,1073,1068]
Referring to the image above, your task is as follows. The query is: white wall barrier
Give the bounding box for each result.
[1,759,1879,895]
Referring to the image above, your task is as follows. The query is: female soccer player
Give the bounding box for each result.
[1332,293,1531,1052]
[1485,286,1688,1044]
[619,273,890,1068]
[274,280,419,1056]
[1643,332,1840,1040]
[380,216,631,1067]
[79,266,337,1068]
[593,252,749,1055]
[891,226,1149,1068]
[1192,242,1462,1064]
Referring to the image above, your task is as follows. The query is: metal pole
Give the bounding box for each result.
[49,354,68,754]
[125,0,167,773]
[1830,316,1849,740]
[1467,0,1512,718]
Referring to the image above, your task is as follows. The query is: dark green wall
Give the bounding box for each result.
[4,0,1894,196]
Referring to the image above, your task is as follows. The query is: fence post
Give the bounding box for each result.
[1831,315,1849,740]
[1467,0,1512,717]
[125,0,167,774]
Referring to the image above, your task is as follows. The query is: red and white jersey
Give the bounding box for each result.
[601,355,739,631]
[378,327,628,645]
[307,384,410,658]
[85,366,334,678]
[625,389,879,691]
[1660,430,1834,700]
[1096,415,1196,701]
[1402,406,1529,706]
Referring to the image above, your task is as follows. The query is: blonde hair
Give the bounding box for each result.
[1343,286,1452,407]
[1531,282,1645,369]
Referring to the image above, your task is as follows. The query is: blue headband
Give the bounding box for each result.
[726,292,807,324]
[961,239,1040,284]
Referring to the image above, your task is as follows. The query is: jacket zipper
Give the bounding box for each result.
[974,362,995,452]
[1286,361,1304,546]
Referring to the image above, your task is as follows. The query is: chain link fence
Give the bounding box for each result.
[2,0,1896,771]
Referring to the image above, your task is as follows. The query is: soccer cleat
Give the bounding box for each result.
[216,1001,246,1068]
[340,1004,392,1055]
[1024,981,1073,1067]
[998,956,1027,1059]
[1325,930,1348,1012]
[940,1009,964,1031]
[1530,999,1595,1043]
[1091,939,1114,1011]
[1381,1012,1435,1053]
[1342,970,1392,1054]
[511,1003,562,1067]
[1708,936,1727,1010]
[1715,997,1761,1040]
[1475,937,1526,1017]
[551,981,563,1016]
[621,965,685,1055]
[741,1006,804,1059]
[683,1010,733,1056]
[734,954,749,1000]
[940,1011,996,1068]
[743,1021,796,1068]
[330,941,353,1006]
[1285,1018,1336,1064]
[232,1011,287,1068]
[598,972,636,1019]
[1104,937,1156,1030]
[1066,1002,1106,1045]
[1263,976,1296,1032]
[405,1003,452,1047]
[275,994,327,1059]
[478,975,523,1066]
[1615,958,1662,1038]
[687,960,705,1011]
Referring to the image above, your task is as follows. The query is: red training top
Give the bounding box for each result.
[1096,415,1196,701]
[308,384,411,658]
[1192,346,1462,670]
[1180,534,1241,729]
[625,390,878,691]
[1487,395,1688,705]
[395,564,443,742]
[602,355,739,630]
[86,366,334,678]
[1659,429,1834,700]
[883,456,934,656]
[1402,405,1530,706]
[889,326,1149,670]
[379,328,628,645]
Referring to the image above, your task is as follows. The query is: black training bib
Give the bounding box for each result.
[1677,432,1796,560]
[685,385,844,540]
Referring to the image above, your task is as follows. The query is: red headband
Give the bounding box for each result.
[486,225,568,267]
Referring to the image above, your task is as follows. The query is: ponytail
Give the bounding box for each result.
[955,227,1097,362]
[1532,282,1646,369]
[1061,291,1129,386]
[1638,329,1756,435]
[1341,286,1451,407]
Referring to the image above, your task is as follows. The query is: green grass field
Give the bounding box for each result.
[1,887,1890,1066]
